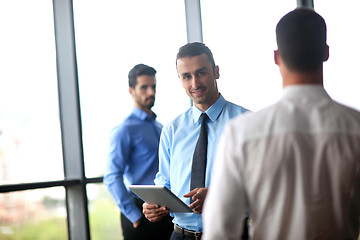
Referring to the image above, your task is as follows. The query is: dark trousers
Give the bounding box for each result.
[169,217,249,240]
[169,231,197,240]
[120,198,174,240]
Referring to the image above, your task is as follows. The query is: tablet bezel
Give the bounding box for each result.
[128,185,193,212]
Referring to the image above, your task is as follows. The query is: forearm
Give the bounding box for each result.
[104,174,143,223]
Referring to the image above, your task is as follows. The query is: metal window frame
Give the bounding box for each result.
[52,0,90,239]
[184,0,203,43]
[297,0,314,8]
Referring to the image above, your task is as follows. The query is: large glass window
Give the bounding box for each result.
[315,0,360,111]
[201,1,296,111]
[87,184,122,240]
[73,0,188,178]
[2,1,359,240]
[0,1,63,184]
[0,1,65,238]
[0,188,67,239]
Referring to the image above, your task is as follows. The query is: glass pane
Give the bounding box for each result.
[0,1,64,184]
[0,187,67,239]
[201,0,296,111]
[87,183,123,240]
[315,0,360,111]
[73,0,188,178]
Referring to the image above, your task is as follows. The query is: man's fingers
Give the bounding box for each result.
[142,202,169,222]
[190,202,203,214]
[189,198,203,209]
[146,215,161,222]
[184,188,208,199]
[192,204,203,213]
[143,202,160,210]
[183,188,198,198]
[143,207,168,216]
[145,210,169,222]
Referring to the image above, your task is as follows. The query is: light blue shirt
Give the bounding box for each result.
[155,95,249,231]
[104,107,162,223]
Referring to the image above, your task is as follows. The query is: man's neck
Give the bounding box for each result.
[282,67,324,88]
[144,108,154,117]
[194,92,221,112]
[135,105,153,117]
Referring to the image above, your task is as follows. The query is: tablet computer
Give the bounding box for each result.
[128,185,192,212]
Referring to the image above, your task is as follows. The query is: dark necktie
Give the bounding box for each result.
[190,113,209,194]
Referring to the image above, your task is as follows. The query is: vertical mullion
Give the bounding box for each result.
[52,0,90,239]
[297,0,314,8]
[184,0,203,43]
[184,0,203,107]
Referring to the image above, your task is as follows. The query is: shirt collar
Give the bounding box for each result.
[132,107,156,121]
[192,94,226,124]
[282,84,332,105]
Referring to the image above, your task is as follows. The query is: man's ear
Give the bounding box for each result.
[323,45,329,62]
[274,50,280,65]
[214,65,220,79]
[129,87,134,95]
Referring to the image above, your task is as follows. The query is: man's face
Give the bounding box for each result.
[177,53,220,112]
[130,75,156,111]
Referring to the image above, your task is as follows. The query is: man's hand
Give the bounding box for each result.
[183,187,208,214]
[142,202,169,222]
[133,218,141,228]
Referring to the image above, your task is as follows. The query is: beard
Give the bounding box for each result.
[136,96,155,110]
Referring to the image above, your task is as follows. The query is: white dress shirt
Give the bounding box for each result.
[203,85,360,240]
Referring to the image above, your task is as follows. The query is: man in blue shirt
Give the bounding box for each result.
[103,64,173,240]
[143,43,249,240]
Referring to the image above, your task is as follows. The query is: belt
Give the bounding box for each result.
[174,224,202,240]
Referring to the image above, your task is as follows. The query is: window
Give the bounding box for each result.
[315,0,360,110]
[0,2,66,237]
[73,0,188,178]
[1,1,358,240]
[87,184,122,240]
[0,0,63,185]
[72,0,188,237]
[201,0,296,111]
[0,188,67,239]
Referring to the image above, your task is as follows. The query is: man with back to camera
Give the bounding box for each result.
[142,42,250,240]
[103,64,173,240]
[202,7,360,240]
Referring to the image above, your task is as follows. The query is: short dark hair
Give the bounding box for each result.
[176,42,216,72]
[276,8,327,72]
[128,64,157,88]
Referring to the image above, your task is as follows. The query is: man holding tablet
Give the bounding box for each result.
[143,42,249,240]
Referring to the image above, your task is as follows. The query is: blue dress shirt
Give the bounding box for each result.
[103,107,163,223]
[154,95,249,231]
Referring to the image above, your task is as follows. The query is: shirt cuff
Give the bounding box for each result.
[154,175,170,189]
[125,207,143,224]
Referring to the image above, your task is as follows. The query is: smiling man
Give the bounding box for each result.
[142,42,249,240]
[104,64,173,240]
